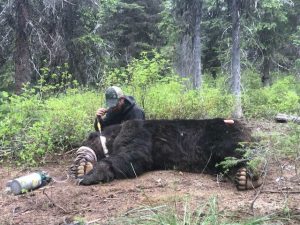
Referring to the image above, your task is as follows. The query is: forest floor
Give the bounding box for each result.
[1,120,300,225]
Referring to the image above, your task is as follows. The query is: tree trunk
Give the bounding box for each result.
[62,1,85,84]
[177,34,192,79]
[14,0,31,94]
[175,0,202,89]
[192,1,202,89]
[261,51,271,86]
[231,0,243,118]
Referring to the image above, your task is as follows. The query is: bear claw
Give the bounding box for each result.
[235,167,262,191]
[69,161,94,178]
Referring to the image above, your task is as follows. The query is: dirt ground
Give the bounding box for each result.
[1,120,300,225]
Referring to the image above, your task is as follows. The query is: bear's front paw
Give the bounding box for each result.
[235,167,263,191]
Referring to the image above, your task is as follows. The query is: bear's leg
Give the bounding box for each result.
[235,167,263,190]
[78,161,115,185]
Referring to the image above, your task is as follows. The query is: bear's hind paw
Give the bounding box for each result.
[69,161,94,178]
[235,167,263,191]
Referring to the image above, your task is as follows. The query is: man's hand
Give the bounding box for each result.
[96,108,108,117]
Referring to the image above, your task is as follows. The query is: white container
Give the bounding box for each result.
[6,171,50,195]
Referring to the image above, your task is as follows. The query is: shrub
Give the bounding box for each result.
[0,88,101,165]
[243,76,300,118]
[104,52,234,119]
[19,90,100,164]
[0,88,44,161]
[269,123,300,158]
[104,50,174,108]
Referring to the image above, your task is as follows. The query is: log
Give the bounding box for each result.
[275,113,300,124]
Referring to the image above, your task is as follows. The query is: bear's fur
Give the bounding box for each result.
[71,118,261,190]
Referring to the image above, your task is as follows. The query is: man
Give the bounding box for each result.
[94,86,145,131]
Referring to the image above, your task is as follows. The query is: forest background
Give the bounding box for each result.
[0,0,299,165]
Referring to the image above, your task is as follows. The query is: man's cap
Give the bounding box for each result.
[105,86,124,108]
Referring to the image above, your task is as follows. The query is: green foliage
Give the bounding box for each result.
[105,51,175,108]
[242,69,263,90]
[72,216,86,225]
[268,123,300,158]
[1,53,300,165]
[99,0,164,65]
[114,197,222,225]
[144,78,187,119]
[113,196,285,225]
[0,60,14,92]
[291,26,300,47]
[105,52,234,119]
[216,156,242,174]
[18,91,99,165]
[0,88,44,161]
[145,82,232,119]
[158,0,179,59]
[37,63,79,97]
[105,51,170,86]
[0,76,101,165]
[145,83,234,119]
[216,142,266,177]
[106,54,300,121]
[294,59,300,78]
[243,76,300,118]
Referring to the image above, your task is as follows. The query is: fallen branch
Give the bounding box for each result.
[250,160,269,215]
[275,113,300,124]
[261,190,300,194]
[87,218,102,224]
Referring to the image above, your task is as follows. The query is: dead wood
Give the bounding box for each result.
[275,113,300,124]
[261,190,300,194]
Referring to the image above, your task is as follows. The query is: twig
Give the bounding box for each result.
[43,189,68,214]
[71,206,93,214]
[201,151,212,174]
[64,148,78,155]
[87,218,102,224]
[104,197,121,201]
[249,188,262,216]
[250,160,269,215]
[261,190,300,194]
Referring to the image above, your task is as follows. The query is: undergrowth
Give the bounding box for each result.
[105,196,295,225]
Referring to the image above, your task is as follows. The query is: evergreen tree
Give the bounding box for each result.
[100,0,164,66]
[172,0,203,89]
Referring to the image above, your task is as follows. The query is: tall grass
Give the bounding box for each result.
[107,197,288,225]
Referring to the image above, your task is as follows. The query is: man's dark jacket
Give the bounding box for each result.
[94,96,145,131]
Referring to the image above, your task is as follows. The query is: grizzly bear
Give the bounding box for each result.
[69,118,262,190]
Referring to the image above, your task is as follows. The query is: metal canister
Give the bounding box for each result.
[6,171,50,195]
